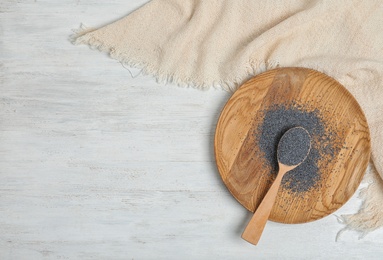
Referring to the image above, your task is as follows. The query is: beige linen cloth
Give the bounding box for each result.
[73,0,383,236]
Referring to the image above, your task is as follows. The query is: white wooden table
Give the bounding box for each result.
[1,1,382,259]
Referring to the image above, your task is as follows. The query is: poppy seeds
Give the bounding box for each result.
[255,103,339,193]
[277,127,311,166]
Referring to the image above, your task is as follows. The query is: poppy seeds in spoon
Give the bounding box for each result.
[277,127,311,166]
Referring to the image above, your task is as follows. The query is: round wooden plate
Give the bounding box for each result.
[214,67,371,224]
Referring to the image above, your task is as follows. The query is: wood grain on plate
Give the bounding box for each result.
[214,67,371,224]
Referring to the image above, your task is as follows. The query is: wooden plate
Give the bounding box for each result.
[214,67,371,224]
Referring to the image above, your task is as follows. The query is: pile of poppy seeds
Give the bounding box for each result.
[254,102,340,193]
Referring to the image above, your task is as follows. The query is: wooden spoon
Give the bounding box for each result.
[241,127,311,245]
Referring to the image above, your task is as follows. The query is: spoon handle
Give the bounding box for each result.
[242,169,286,245]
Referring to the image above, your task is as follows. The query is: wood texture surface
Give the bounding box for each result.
[215,68,371,224]
[1,1,383,259]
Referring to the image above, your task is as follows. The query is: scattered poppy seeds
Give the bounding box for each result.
[255,103,339,193]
